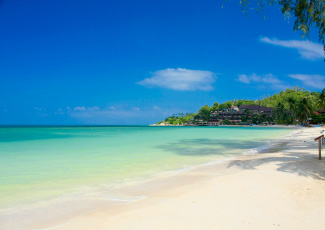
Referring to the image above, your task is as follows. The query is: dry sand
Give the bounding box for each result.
[28,127,325,229]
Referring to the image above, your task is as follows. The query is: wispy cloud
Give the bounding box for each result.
[260,37,324,60]
[237,75,250,84]
[73,106,99,111]
[137,68,216,91]
[236,73,284,89]
[237,73,291,90]
[74,106,86,111]
[288,74,325,89]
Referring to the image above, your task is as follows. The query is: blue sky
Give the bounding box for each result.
[0,0,324,125]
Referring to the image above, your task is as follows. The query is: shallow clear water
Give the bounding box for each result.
[0,126,293,209]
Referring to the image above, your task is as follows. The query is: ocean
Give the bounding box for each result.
[0,126,294,211]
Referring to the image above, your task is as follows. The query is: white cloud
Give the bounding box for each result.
[109,106,116,110]
[137,68,216,91]
[74,106,86,111]
[73,106,100,111]
[237,74,250,84]
[260,37,324,60]
[237,73,281,84]
[288,74,325,89]
[237,73,290,90]
[133,107,140,111]
[153,106,160,110]
[260,74,282,84]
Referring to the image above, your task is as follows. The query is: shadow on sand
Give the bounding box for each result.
[156,138,271,156]
[157,137,325,181]
[227,142,325,181]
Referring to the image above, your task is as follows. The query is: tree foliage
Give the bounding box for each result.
[158,113,196,125]
[317,88,325,109]
[219,101,233,109]
[198,105,212,121]
[211,102,219,111]
[239,0,325,45]
[259,87,318,108]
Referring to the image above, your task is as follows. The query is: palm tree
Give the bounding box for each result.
[274,102,287,124]
[296,97,312,126]
[286,96,297,122]
[317,88,325,110]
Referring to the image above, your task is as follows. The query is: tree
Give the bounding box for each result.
[317,88,325,109]
[198,105,211,121]
[239,0,325,48]
[286,96,297,121]
[296,97,313,125]
[274,102,289,124]
[219,101,232,110]
[211,102,219,111]
[222,119,231,125]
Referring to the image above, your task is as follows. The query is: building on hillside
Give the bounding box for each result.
[197,120,207,126]
[208,121,219,126]
[185,104,275,126]
[263,107,274,115]
[207,105,274,125]
[231,105,239,111]
[238,105,274,115]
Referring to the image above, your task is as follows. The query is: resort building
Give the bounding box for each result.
[197,120,208,126]
[183,104,274,126]
[231,105,239,111]
[238,105,274,115]
[207,105,274,126]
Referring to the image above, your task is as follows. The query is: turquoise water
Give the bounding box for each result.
[0,126,293,209]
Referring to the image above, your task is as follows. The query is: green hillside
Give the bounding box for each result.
[157,87,325,125]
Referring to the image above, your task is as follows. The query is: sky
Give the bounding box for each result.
[0,0,324,125]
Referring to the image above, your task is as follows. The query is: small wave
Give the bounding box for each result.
[243,143,272,155]
[175,166,195,173]
[102,195,146,204]
[169,156,236,175]
[286,129,303,137]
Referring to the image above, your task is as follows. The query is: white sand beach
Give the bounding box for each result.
[26,127,325,230]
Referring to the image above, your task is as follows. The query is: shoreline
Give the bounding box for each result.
[45,127,325,230]
[2,127,325,229]
[150,124,302,128]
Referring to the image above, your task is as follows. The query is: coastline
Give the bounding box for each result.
[29,128,325,229]
[2,127,325,229]
[150,124,300,128]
